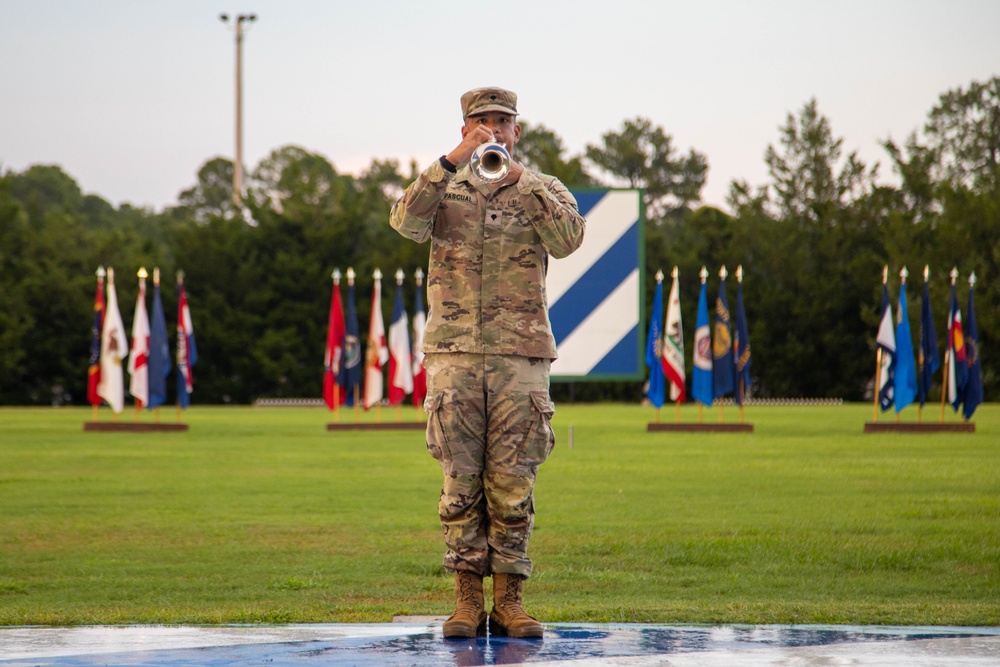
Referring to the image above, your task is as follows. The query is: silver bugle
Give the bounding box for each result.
[470,142,511,183]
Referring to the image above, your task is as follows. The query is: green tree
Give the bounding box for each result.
[585,117,707,219]
[515,121,598,188]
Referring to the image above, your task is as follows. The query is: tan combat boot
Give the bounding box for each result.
[489,573,543,638]
[442,571,487,638]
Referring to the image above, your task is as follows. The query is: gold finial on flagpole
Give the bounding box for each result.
[414,267,424,287]
[882,265,889,284]
[655,269,664,283]
[950,267,959,285]
[395,268,405,285]
[900,266,909,284]
[137,267,148,280]
[671,265,678,280]
[96,266,106,280]
[107,267,116,284]
[373,267,382,282]
[969,271,977,287]
[332,268,341,285]
[153,267,160,286]
[699,266,708,284]
[177,270,185,285]
[923,265,930,283]
[719,265,728,280]
[346,267,355,286]
[736,265,744,283]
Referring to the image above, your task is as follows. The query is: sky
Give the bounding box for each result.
[2,0,999,213]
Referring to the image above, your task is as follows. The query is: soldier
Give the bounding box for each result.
[390,87,586,639]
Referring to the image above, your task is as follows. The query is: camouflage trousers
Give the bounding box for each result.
[423,353,555,579]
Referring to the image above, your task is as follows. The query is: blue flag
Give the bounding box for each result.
[147,281,171,409]
[962,280,983,420]
[692,281,714,407]
[917,279,939,408]
[645,280,666,409]
[339,279,362,406]
[712,275,735,399]
[733,280,752,406]
[946,282,967,411]
[893,281,917,413]
[876,283,896,412]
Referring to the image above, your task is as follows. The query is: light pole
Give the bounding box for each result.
[219,13,256,209]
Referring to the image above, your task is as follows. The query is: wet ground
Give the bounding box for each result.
[2,622,998,666]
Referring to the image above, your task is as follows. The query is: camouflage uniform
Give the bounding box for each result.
[390,148,585,578]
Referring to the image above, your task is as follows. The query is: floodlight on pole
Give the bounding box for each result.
[219,13,257,209]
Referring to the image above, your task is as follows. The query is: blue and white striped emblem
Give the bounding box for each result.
[549,189,642,379]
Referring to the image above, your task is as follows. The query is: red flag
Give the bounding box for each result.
[323,275,346,409]
[87,268,106,406]
[387,274,414,406]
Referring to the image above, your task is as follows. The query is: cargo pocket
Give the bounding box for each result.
[517,390,555,471]
[424,392,450,464]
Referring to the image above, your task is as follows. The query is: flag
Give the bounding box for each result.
[893,280,918,413]
[176,278,197,409]
[644,278,667,409]
[87,268,105,406]
[387,277,414,406]
[946,280,967,411]
[363,272,389,409]
[323,277,346,410]
[733,277,752,406]
[712,273,735,399]
[917,278,940,407]
[96,268,128,413]
[662,270,685,402]
[411,276,427,407]
[876,283,896,411]
[147,276,171,410]
[962,278,983,420]
[127,272,150,408]
[339,276,362,406]
[692,279,713,407]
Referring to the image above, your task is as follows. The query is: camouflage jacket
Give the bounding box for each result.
[390,160,586,359]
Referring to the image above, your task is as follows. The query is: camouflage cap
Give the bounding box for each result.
[461,87,518,119]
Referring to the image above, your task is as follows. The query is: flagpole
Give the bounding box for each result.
[917,265,929,425]
[414,267,425,422]
[176,269,185,425]
[736,265,746,424]
[373,267,383,424]
[654,269,663,424]
[332,269,342,423]
[133,267,148,423]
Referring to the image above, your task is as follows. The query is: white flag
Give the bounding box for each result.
[97,269,129,413]
[662,271,686,401]
[128,274,150,407]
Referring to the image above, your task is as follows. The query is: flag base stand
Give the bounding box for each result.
[863,422,974,433]
[326,422,425,432]
[84,422,189,432]
[647,423,754,433]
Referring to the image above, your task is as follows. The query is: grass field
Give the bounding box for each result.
[1,402,997,626]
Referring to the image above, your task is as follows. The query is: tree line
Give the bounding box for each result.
[1,77,996,406]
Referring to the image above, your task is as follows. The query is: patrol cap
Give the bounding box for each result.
[461,87,518,119]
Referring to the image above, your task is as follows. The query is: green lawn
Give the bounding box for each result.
[1,403,997,626]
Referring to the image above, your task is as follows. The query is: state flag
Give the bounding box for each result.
[662,269,686,402]
[946,281,967,411]
[127,271,150,408]
[893,280,918,413]
[644,278,666,409]
[712,272,735,399]
[87,268,105,406]
[176,277,197,409]
[147,274,171,410]
[876,283,896,412]
[733,275,752,406]
[324,277,346,410]
[96,268,128,413]
[692,278,713,407]
[364,272,389,409]
[388,275,414,406]
[339,276,362,406]
[917,277,939,408]
[962,277,983,420]
[411,278,427,408]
